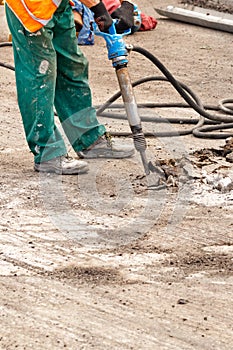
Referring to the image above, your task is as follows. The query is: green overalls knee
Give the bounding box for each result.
[5,0,106,163]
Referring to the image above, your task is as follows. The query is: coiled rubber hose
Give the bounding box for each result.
[1,42,233,139]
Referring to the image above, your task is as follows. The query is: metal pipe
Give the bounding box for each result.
[115,66,150,175]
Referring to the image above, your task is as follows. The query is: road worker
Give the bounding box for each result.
[4,0,135,174]
[72,0,157,45]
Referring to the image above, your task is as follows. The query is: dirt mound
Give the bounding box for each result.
[180,0,233,13]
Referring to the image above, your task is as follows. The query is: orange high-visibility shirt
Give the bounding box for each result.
[5,0,101,32]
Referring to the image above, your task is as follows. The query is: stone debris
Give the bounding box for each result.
[204,173,233,192]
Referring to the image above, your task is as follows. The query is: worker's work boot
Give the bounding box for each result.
[77,133,135,159]
[34,155,89,175]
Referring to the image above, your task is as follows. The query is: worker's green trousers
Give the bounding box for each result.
[5,0,106,163]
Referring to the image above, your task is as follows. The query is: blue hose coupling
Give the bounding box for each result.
[93,21,131,67]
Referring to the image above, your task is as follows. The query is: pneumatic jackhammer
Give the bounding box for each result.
[94,22,165,189]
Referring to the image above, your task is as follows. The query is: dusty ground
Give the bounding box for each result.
[0,0,233,349]
[181,0,233,13]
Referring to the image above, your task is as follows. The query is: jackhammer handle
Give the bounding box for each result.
[115,66,142,127]
[93,21,131,38]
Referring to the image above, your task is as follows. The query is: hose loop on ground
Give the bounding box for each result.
[1,41,232,139]
[218,98,233,115]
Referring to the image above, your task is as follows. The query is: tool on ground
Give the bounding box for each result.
[94,21,166,189]
[132,3,141,32]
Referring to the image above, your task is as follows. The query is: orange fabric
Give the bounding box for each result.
[5,0,101,33]
[73,10,83,27]
[5,0,61,32]
[102,0,120,13]
[79,0,100,8]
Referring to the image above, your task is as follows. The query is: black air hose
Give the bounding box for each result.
[132,46,233,124]
[1,41,232,139]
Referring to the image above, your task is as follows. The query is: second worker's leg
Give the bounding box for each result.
[53,1,106,152]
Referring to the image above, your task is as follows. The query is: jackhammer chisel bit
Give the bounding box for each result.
[94,22,166,190]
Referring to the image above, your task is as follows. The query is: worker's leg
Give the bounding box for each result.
[52,0,106,152]
[5,4,67,164]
